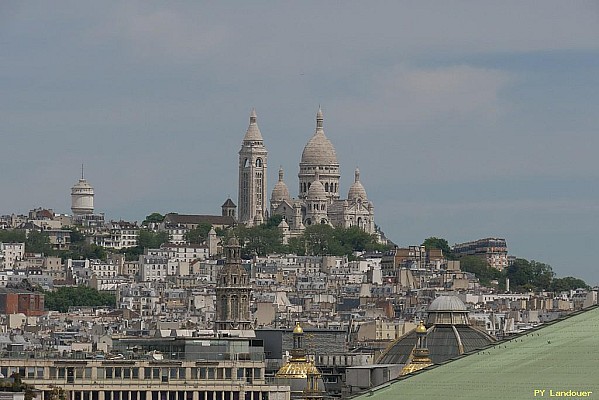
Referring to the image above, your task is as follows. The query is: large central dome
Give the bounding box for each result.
[300,107,338,166]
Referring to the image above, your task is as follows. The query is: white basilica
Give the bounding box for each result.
[237,107,375,238]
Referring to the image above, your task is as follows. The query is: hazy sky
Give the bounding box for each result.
[1,2,598,284]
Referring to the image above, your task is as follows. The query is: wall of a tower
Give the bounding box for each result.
[71,184,94,215]
[238,146,268,225]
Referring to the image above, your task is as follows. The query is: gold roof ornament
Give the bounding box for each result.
[400,320,433,376]
[276,322,323,380]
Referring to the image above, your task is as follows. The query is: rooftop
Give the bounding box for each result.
[359,305,599,400]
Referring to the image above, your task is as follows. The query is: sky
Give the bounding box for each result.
[1,2,598,284]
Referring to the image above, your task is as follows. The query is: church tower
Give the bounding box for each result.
[214,237,253,331]
[238,109,268,226]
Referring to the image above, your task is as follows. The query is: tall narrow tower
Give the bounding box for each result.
[238,109,268,225]
[71,165,94,216]
[215,237,253,331]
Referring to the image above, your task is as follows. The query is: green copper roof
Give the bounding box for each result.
[359,306,599,400]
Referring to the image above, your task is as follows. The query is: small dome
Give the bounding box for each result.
[276,360,321,379]
[428,296,467,312]
[293,322,303,334]
[271,167,290,202]
[301,108,338,166]
[307,179,327,200]
[243,108,264,142]
[347,168,368,201]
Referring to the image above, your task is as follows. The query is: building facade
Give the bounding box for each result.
[452,238,508,271]
[265,108,375,236]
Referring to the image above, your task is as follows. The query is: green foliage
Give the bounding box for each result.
[137,230,169,249]
[118,246,145,261]
[44,286,116,312]
[459,255,503,287]
[287,225,389,257]
[115,229,168,261]
[0,229,26,242]
[184,223,212,244]
[265,214,284,229]
[26,231,55,255]
[60,243,107,261]
[549,276,589,292]
[143,213,165,225]
[65,228,86,244]
[422,237,454,259]
[230,223,286,257]
[303,224,348,256]
[505,258,554,292]
[0,373,37,400]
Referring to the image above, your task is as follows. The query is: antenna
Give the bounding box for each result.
[81,164,84,180]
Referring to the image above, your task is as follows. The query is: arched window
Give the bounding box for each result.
[231,295,239,319]
[221,296,228,317]
[244,159,249,168]
[325,182,329,192]
[256,158,262,167]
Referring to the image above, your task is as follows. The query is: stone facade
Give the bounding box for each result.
[238,110,268,226]
[268,108,375,235]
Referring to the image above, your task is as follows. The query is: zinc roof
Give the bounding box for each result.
[359,305,599,400]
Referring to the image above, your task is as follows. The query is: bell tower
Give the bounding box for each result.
[214,237,253,331]
[238,109,268,226]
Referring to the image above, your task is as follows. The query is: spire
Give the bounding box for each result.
[278,166,284,181]
[243,108,263,141]
[316,106,323,131]
[354,168,360,183]
[81,164,85,180]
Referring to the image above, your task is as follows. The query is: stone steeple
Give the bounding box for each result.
[214,237,253,331]
[238,109,268,226]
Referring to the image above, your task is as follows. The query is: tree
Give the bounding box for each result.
[550,276,589,292]
[137,230,169,249]
[0,229,26,243]
[228,223,286,257]
[265,214,284,229]
[60,242,107,261]
[44,286,116,312]
[143,213,165,225]
[185,223,212,244]
[459,255,503,287]
[422,237,453,258]
[505,258,554,292]
[66,227,85,245]
[26,231,55,255]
